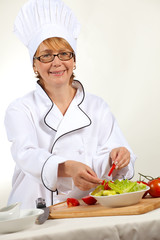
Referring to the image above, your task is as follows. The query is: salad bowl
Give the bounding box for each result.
[90,179,150,208]
[90,186,150,207]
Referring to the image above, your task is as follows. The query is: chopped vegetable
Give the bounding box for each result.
[94,190,104,196]
[102,190,117,196]
[91,179,148,196]
[108,163,116,176]
[82,196,97,205]
[67,198,80,207]
[104,182,111,190]
[108,180,136,194]
[91,184,104,195]
[137,181,149,198]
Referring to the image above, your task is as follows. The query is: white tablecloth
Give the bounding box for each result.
[1,208,160,240]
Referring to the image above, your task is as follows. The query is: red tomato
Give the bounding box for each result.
[101,180,106,185]
[67,198,80,207]
[101,180,105,185]
[104,182,111,190]
[148,179,160,198]
[82,196,97,205]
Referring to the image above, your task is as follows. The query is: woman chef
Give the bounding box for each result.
[4,0,136,208]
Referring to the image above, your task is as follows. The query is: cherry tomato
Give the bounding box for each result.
[148,179,160,198]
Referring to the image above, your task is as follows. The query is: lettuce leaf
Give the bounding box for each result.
[91,180,148,196]
[108,179,147,194]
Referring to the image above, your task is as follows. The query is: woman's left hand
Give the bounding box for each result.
[110,147,130,170]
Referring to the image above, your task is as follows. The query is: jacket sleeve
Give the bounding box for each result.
[92,104,136,181]
[4,102,66,191]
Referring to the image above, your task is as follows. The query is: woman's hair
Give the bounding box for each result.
[34,37,76,84]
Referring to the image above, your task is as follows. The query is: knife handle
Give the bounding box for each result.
[36,198,46,209]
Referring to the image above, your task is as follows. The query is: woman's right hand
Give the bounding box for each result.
[58,160,101,191]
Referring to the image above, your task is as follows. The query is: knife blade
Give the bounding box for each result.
[36,198,50,224]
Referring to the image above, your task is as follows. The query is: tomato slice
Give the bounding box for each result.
[104,182,111,190]
[101,180,106,185]
[67,198,80,207]
[82,196,97,205]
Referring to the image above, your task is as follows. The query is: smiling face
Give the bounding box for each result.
[33,37,75,90]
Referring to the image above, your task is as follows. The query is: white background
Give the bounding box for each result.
[0,0,160,207]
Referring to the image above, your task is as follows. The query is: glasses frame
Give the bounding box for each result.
[33,52,75,63]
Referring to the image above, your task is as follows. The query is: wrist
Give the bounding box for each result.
[58,160,74,177]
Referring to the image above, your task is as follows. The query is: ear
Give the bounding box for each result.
[33,61,37,73]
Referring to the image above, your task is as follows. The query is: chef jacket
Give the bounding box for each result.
[4,80,136,208]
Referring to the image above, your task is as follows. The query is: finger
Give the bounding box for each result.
[85,166,102,182]
[117,160,127,169]
[116,153,130,169]
[83,169,101,184]
[110,149,118,163]
[118,157,130,169]
[76,177,99,191]
[86,167,98,178]
[114,148,128,163]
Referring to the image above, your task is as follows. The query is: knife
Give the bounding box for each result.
[36,198,50,224]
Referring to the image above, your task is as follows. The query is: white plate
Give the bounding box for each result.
[0,208,44,234]
[90,186,150,208]
[0,202,20,221]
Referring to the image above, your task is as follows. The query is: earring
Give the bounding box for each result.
[34,71,38,76]
[73,65,76,70]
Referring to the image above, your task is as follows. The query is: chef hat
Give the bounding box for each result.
[14,0,80,62]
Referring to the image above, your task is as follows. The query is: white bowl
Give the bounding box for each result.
[0,208,44,234]
[90,186,150,208]
[0,202,20,221]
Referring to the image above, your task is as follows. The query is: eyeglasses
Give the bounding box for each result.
[33,52,74,63]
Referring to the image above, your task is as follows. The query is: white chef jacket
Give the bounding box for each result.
[4,80,136,208]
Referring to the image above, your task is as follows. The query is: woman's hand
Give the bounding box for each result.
[110,147,130,170]
[58,160,101,191]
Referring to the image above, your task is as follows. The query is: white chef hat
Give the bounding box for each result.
[14,0,80,62]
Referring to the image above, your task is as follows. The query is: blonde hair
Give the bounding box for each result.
[34,37,76,84]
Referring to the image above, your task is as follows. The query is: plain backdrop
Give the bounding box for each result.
[0,0,160,207]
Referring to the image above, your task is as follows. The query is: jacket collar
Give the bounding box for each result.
[35,80,91,144]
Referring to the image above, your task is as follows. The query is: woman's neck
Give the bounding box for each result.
[43,83,76,115]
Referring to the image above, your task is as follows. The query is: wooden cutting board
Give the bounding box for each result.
[49,197,160,219]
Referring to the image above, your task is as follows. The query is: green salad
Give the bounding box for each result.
[91,179,147,196]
